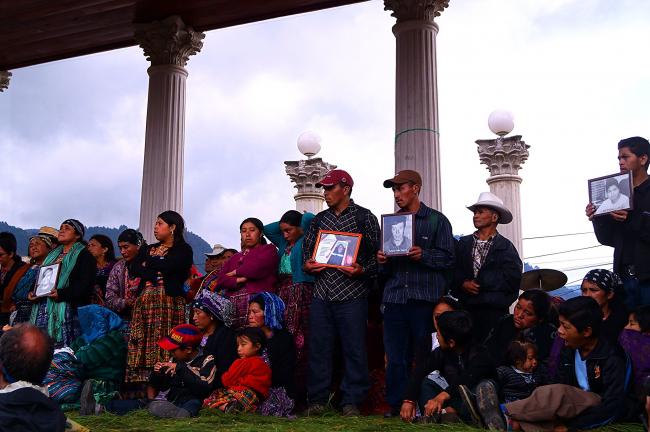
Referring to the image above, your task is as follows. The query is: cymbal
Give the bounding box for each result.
[521,269,568,292]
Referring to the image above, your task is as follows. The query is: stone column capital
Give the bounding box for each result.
[0,71,12,92]
[284,158,337,195]
[135,16,205,67]
[384,0,450,23]
[476,135,530,177]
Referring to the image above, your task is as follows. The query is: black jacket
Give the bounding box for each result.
[600,302,628,347]
[202,325,238,389]
[592,178,650,282]
[452,233,522,309]
[131,242,193,297]
[149,352,216,405]
[0,387,66,432]
[552,340,628,429]
[484,315,557,366]
[496,365,544,402]
[56,248,96,306]
[404,342,496,402]
[267,329,296,396]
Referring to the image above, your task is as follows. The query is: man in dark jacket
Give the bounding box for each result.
[587,136,650,308]
[0,323,66,432]
[452,192,522,342]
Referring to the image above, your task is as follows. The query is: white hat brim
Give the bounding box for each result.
[467,202,513,224]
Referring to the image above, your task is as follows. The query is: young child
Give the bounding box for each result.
[619,305,650,428]
[496,341,541,403]
[478,296,628,431]
[400,310,496,425]
[81,324,216,418]
[203,327,272,413]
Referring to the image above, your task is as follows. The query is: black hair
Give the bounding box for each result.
[618,136,650,170]
[0,232,17,256]
[632,305,650,333]
[434,295,462,311]
[605,178,620,191]
[506,340,537,368]
[0,324,54,385]
[236,327,266,351]
[89,234,116,263]
[249,293,265,309]
[436,310,473,348]
[558,296,603,337]
[389,216,407,227]
[118,229,146,248]
[240,217,267,245]
[279,210,303,228]
[518,290,552,323]
[157,210,187,246]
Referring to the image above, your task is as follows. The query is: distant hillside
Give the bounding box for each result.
[0,221,212,270]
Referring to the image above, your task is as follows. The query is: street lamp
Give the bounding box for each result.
[488,109,514,137]
[297,130,322,159]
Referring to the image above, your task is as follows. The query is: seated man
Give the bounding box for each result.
[400,310,496,424]
[0,323,66,431]
[477,296,629,431]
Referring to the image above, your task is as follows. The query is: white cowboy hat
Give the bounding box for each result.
[205,244,226,257]
[467,192,513,224]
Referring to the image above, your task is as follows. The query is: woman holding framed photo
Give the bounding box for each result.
[29,219,96,348]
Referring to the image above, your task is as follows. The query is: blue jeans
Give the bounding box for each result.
[622,275,650,308]
[308,297,369,406]
[383,300,434,408]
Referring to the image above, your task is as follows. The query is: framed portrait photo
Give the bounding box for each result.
[381,212,414,256]
[588,171,634,216]
[34,263,61,298]
[312,230,362,269]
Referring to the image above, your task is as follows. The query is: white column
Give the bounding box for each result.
[385,0,449,210]
[284,158,337,214]
[477,135,530,256]
[135,16,204,243]
[0,71,11,92]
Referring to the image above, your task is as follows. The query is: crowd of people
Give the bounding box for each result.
[0,136,648,431]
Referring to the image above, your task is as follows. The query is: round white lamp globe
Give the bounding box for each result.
[488,110,514,137]
[297,131,322,158]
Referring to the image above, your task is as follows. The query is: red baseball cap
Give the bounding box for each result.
[316,169,354,188]
[158,324,203,351]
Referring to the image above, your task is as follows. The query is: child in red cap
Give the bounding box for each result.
[81,324,216,418]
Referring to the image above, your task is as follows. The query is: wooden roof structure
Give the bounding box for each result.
[1,0,366,70]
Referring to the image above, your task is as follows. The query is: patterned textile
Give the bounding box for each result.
[619,328,650,392]
[583,268,623,293]
[251,292,285,330]
[277,278,312,373]
[279,252,292,275]
[126,278,185,383]
[192,291,234,328]
[12,266,38,324]
[33,299,80,349]
[92,261,115,306]
[228,291,254,330]
[471,232,495,278]
[302,200,381,301]
[44,349,83,404]
[258,386,294,417]
[199,270,220,294]
[203,388,259,413]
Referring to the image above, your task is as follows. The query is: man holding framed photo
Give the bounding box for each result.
[377,169,455,418]
[302,169,380,417]
[587,136,650,307]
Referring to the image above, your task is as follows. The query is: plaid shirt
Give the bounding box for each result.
[303,200,380,302]
[471,231,495,278]
[381,204,455,304]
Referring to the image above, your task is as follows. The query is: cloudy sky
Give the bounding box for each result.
[2,0,649,283]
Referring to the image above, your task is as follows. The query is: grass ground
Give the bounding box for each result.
[67,410,646,432]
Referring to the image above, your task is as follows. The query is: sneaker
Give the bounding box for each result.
[304,403,326,416]
[148,400,191,418]
[341,404,361,417]
[458,384,484,428]
[79,380,96,416]
[476,381,506,430]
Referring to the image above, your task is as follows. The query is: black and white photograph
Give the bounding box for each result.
[34,263,60,297]
[588,171,634,216]
[381,212,414,256]
[312,230,362,269]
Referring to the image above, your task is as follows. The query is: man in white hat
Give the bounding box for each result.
[451,192,522,342]
[196,244,236,296]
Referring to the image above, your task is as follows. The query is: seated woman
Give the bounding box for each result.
[10,227,58,324]
[191,291,238,389]
[29,219,96,348]
[619,305,650,419]
[484,289,557,367]
[217,218,279,329]
[105,229,146,335]
[581,268,628,346]
[247,292,296,416]
[86,234,117,305]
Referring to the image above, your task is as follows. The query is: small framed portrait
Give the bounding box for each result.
[381,212,414,256]
[588,171,634,216]
[34,263,61,298]
[312,230,362,269]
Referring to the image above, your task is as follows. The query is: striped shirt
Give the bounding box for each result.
[381,203,455,304]
[303,200,380,301]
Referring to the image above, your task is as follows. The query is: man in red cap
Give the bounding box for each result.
[81,324,216,418]
[302,169,381,416]
[377,169,455,418]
